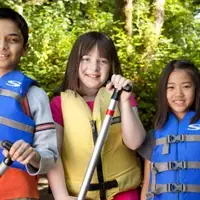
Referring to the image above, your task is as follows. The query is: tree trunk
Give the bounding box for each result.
[114,0,125,22]
[124,0,133,37]
[114,0,133,37]
[155,0,165,37]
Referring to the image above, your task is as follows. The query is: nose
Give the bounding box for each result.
[0,39,8,50]
[175,87,184,97]
[89,60,100,71]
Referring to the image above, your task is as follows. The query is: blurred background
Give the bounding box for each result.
[1,0,200,130]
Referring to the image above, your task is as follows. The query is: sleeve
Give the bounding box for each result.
[50,96,64,127]
[137,130,155,161]
[25,85,58,175]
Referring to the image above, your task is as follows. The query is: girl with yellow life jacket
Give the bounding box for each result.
[48,31,146,200]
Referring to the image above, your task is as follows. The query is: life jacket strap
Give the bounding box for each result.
[147,184,200,199]
[0,89,23,104]
[152,161,200,173]
[149,161,200,199]
[88,179,118,191]
[0,116,34,134]
[156,135,200,154]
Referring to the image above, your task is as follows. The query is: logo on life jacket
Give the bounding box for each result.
[6,80,22,87]
[188,124,200,131]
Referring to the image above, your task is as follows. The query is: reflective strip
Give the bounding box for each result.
[35,123,55,132]
[147,184,200,199]
[156,135,200,154]
[152,161,200,172]
[0,89,22,103]
[0,116,34,134]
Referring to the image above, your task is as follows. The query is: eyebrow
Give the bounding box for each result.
[8,33,21,38]
[167,81,192,84]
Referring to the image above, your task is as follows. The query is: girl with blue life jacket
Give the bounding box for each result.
[138,60,200,200]
[48,31,146,200]
[0,7,57,200]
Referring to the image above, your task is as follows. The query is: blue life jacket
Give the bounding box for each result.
[148,111,200,200]
[0,70,36,170]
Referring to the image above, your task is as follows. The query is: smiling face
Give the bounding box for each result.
[0,19,26,77]
[78,45,110,96]
[167,69,195,120]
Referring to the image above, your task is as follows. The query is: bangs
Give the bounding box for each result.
[96,41,110,60]
[78,37,111,61]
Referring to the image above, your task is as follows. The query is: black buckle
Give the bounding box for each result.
[168,161,187,170]
[167,135,185,143]
[167,184,186,192]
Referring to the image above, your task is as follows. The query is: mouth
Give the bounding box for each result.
[173,100,185,106]
[86,74,100,78]
[0,54,9,60]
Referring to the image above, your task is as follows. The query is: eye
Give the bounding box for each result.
[7,37,20,43]
[81,56,90,62]
[98,59,108,64]
[183,85,191,89]
[167,86,174,89]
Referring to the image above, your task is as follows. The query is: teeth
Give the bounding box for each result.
[0,54,8,58]
[174,100,184,105]
[88,75,98,78]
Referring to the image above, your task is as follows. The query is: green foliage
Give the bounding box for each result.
[1,0,200,130]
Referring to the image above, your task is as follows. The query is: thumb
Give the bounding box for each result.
[2,149,9,157]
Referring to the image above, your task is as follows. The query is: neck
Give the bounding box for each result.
[82,93,97,102]
[0,68,13,78]
[80,87,99,100]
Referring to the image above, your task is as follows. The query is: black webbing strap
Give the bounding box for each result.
[91,120,106,200]
[88,180,118,191]
[90,120,118,200]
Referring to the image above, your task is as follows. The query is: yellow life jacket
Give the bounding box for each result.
[61,87,141,200]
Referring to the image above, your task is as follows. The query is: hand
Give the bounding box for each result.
[55,195,77,200]
[66,196,77,200]
[2,140,40,167]
[106,74,133,103]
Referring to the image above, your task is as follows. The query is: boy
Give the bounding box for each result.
[0,7,57,200]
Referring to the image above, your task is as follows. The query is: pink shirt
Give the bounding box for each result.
[50,95,137,127]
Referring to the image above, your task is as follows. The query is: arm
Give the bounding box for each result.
[3,86,58,174]
[48,124,77,200]
[26,86,58,174]
[140,159,151,200]
[47,97,77,200]
[107,74,146,150]
[120,101,146,150]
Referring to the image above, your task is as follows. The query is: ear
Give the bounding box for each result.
[22,43,29,56]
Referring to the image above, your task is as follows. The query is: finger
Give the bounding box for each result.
[106,81,114,90]
[16,146,34,163]
[118,77,126,90]
[20,151,36,165]
[9,140,24,156]
[2,149,9,157]
[122,80,133,90]
[111,74,121,89]
[12,142,30,160]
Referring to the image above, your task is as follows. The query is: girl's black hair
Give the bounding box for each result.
[154,60,200,129]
